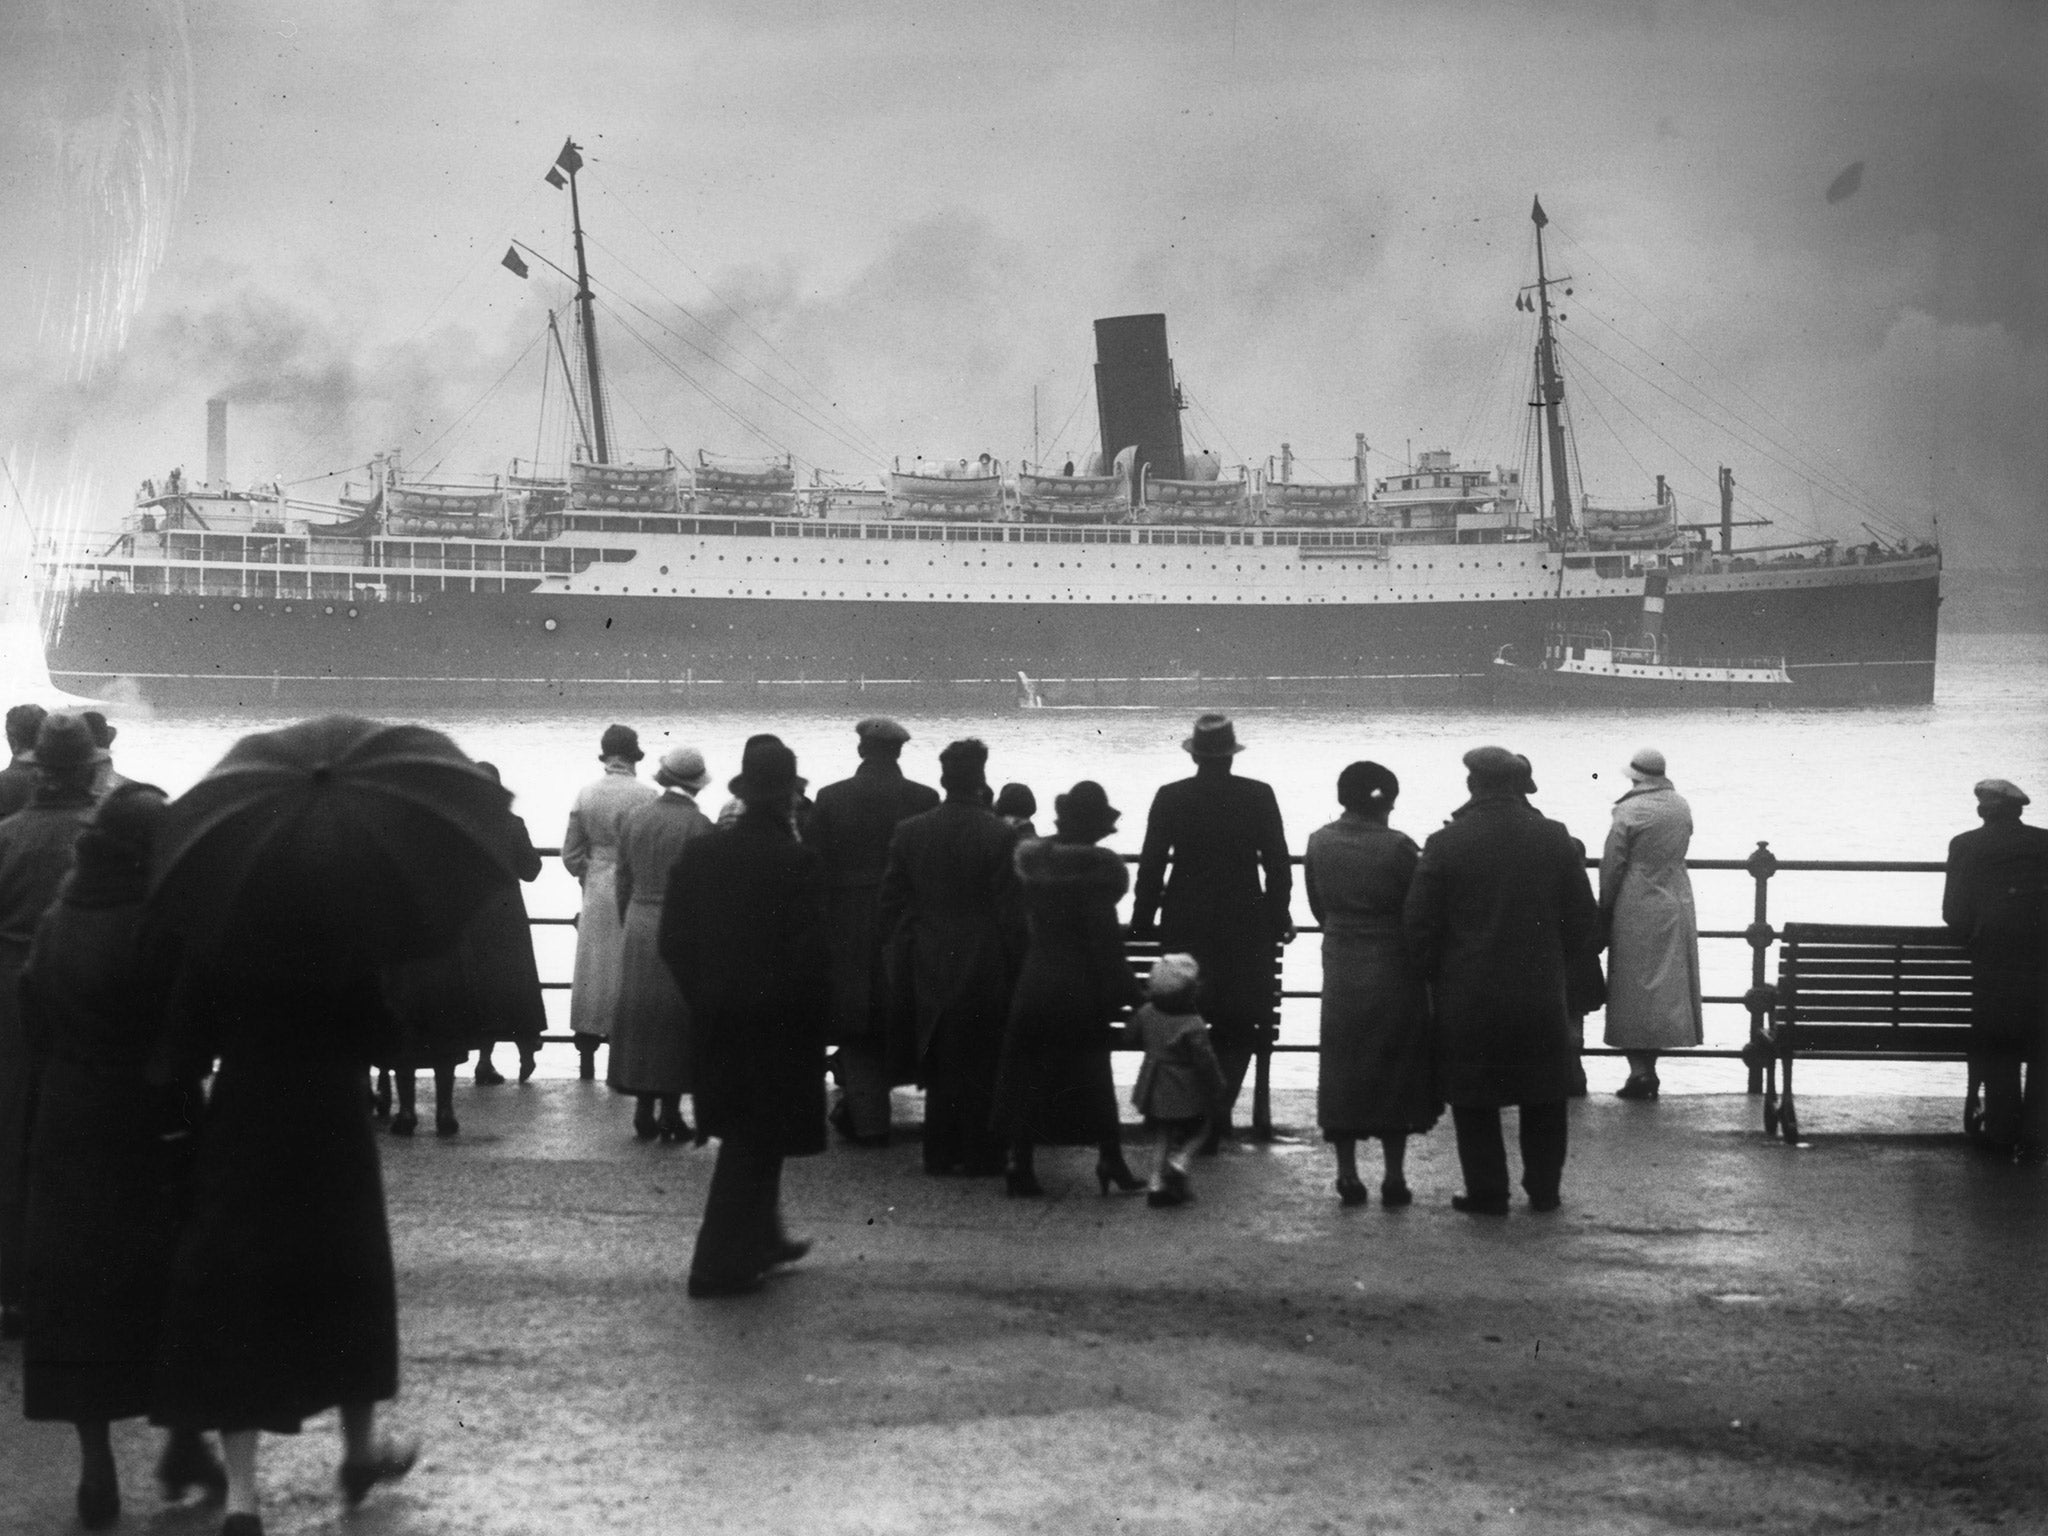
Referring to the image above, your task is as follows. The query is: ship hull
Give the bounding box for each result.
[38,565,1940,710]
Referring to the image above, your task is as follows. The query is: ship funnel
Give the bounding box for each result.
[1093,314,1186,499]
[1641,571,1669,654]
[206,397,227,485]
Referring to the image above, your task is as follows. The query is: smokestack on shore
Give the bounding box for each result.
[206,397,227,484]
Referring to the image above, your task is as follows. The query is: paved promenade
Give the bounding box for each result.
[2,1083,2041,1536]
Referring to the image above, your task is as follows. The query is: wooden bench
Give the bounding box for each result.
[1755,922,1974,1143]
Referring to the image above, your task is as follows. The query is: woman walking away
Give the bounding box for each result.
[464,763,548,1086]
[20,785,225,1528]
[1129,954,1226,1208]
[609,746,714,1143]
[1601,748,1702,1100]
[993,781,1145,1197]
[1305,762,1439,1207]
[563,725,659,1079]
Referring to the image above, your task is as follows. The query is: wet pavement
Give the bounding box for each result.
[3,1081,2042,1536]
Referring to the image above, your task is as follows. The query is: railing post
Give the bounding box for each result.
[1744,840,1779,1095]
[1252,937,1279,1140]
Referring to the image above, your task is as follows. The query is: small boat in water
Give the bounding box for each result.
[1492,572,1794,705]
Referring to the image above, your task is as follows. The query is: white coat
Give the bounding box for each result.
[1599,778,1703,1050]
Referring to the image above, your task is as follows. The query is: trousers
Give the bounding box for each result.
[835,1040,893,1139]
[689,1134,786,1284]
[1451,1102,1568,1205]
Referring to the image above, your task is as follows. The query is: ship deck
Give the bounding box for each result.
[2,1081,2038,1534]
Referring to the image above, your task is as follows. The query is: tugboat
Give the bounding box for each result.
[1492,572,1794,705]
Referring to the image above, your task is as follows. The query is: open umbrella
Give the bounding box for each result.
[149,715,521,964]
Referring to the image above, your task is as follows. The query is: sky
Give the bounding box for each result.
[2,0,2043,571]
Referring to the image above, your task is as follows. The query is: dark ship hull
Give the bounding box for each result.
[40,562,1939,710]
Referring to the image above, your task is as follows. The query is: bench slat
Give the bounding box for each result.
[1780,922,1958,944]
[1778,1026,1973,1052]
[1783,974,1972,993]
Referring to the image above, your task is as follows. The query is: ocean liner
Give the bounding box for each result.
[32,150,1939,709]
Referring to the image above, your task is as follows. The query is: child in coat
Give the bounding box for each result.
[1130,954,1228,1207]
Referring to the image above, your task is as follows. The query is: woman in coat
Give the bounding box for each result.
[562,724,659,1079]
[1304,762,1438,1208]
[991,781,1145,1197]
[19,786,224,1528]
[1600,748,1702,1100]
[608,746,713,1142]
[466,762,547,1086]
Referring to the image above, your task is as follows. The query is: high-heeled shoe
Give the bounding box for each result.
[434,1111,459,1138]
[1004,1165,1044,1198]
[1335,1174,1369,1207]
[658,1108,693,1144]
[1380,1180,1414,1208]
[337,1434,420,1507]
[473,1060,506,1086]
[633,1101,660,1142]
[388,1110,418,1137]
[1096,1156,1144,1194]
[1615,1075,1660,1101]
[158,1431,229,1501]
[517,1050,538,1083]
[76,1470,119,1531]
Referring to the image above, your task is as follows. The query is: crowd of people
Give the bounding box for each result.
[0,695,2039,1535]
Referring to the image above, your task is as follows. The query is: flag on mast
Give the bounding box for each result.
[555,139,583,176]
[501,246,529,279]
[544,166,566,189]
[1531,196,1548,227]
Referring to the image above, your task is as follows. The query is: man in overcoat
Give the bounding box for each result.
[806,718,938,1147]
[1131,713,1292,1144]
[1942,778,2048,1161]
[1600,747,1702,1099]
[659,738,830,1297]
[1404,745,1600,1214]
[878,738,1023,1175]
[0,704,47,822]
[0,713,107,1336]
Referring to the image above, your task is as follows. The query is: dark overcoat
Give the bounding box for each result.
[806,761,938,1045]
[20,881,196,1422]
[152,946,400,1434]
[0,758,35,821]
[1404,792,1600,1107]
[0,791,97,1207]
[658,812,830,1157]
[1131,766,1291,1051]
[877,799,1024,1080]
[992,838,1144,1144]
[463,810,548,1046]
[1943,818,2048,1058]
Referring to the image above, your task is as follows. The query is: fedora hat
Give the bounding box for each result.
[728,737,800,804]
[1053,780,1121,839]
[27,712,110,770]
[1183,713,1244,758]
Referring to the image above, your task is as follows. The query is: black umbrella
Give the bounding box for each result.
[149,715,520,963]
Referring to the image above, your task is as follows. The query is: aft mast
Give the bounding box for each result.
[1527,197,1573,536]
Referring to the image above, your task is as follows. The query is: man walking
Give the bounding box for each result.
[1131,713,1292,1144]
[807,718,938,1147]
[879,739,1023,1176]
[659,737,830,1297]
[1405,745,1599,1214]
[1943,778,2048,1162]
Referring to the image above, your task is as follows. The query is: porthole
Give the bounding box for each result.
[323,605,335,615]
[544,617,559,632]
[660,565,669,575]
[231,600,243,612]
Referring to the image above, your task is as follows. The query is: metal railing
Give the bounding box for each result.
[525,842,1952,1137]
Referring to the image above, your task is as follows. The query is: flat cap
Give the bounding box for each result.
[1974,778,2030,808]
[1462,744,1522,782]
[855,716,910,747]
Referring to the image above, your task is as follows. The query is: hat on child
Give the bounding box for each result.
[1147,953,1200,1001]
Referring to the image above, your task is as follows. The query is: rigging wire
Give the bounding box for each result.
[590,179,889,461]
[1181,388,1244,469]
[584,251,887,470]
[1553,227,1915,537]
[407,328,550,479]
[593,295,795,461]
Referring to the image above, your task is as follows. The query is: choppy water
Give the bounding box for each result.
[6,630,2043,1099]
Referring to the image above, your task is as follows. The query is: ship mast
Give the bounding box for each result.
[1529,196,1573,536]
[560,138,611,465]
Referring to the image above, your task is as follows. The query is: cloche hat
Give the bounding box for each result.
[1626,747,1667,782]
[655,745,711,792]
[1053,780,1120,839]
[728,737,800,805]
[599,723,644,763]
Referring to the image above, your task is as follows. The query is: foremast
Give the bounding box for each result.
[1525,196,1573,537]
[557,139,611,465]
